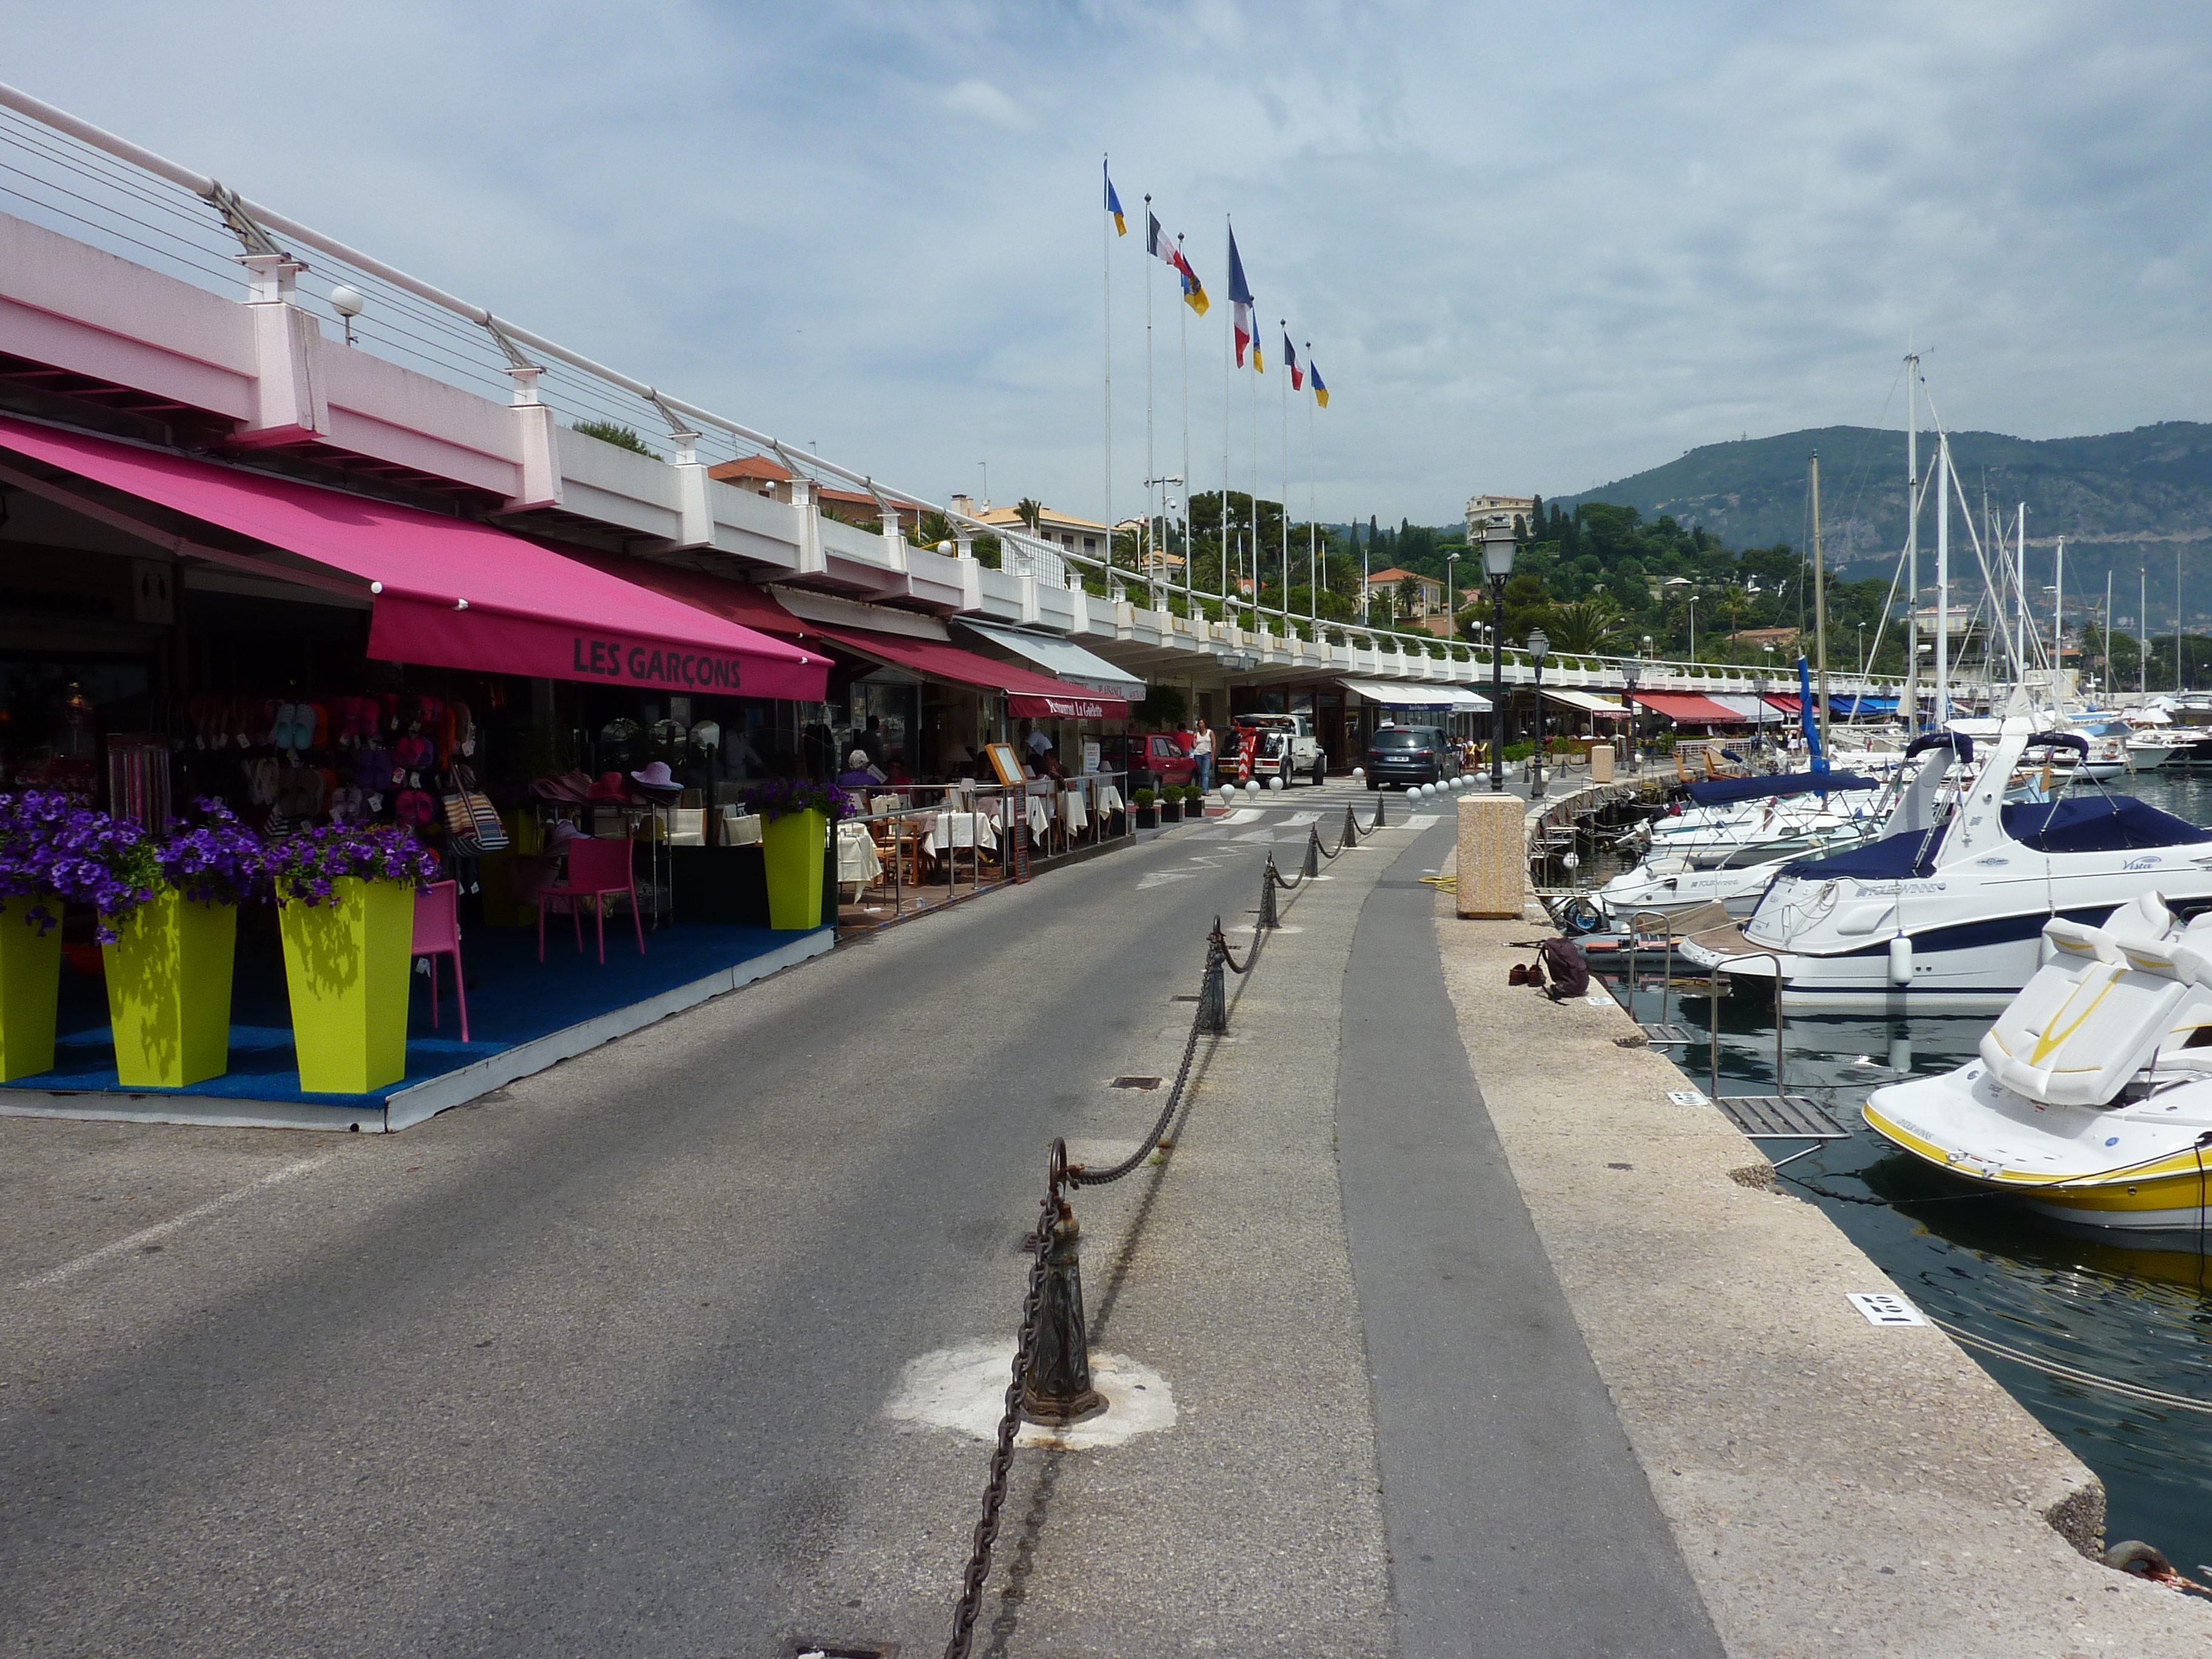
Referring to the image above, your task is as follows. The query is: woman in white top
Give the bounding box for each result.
[1191,721,1216,792]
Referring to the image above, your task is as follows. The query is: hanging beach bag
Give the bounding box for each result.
[441,764,508,853]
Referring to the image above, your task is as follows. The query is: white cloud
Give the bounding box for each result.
[5,1,2212,529]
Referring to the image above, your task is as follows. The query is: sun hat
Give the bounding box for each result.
[630,761,680,794]
[587,771,631,801]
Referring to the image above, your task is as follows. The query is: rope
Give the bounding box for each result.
[1929,1316,2212,1416]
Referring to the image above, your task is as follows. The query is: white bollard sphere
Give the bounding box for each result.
[1219,784,1236,804]
[1352,766,1365,779]
[1245,780,1261,797]
[1416,782,1432,798]
[1269,776,1285,791]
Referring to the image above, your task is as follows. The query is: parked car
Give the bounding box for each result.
[1094,731,1196,795]
[1364,725,1461,789]
[1233,714,1327,786]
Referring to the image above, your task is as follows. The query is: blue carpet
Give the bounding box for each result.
[1,920,825,1108]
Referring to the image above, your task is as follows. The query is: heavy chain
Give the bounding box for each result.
[944,1185,1057,1659]
[944,842,1301,1654]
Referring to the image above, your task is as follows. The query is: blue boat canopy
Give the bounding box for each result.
[1780,825,1946,881]
[2000,797,2212,855]
[1684,770,1880,806]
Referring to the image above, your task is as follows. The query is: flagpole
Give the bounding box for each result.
[1144,194,1155,603]
[1102,155,1111,567]
[1179,233,1191,620]
[1279,319,1290,634]
[1306,344,1317,626]
[1222,216,1233,629]
[1250,342,1259,636]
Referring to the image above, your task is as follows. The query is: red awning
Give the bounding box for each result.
[802,623,1130,720]
[562,552,808,636]
[1631,691,1746,724]
[0,415,825,700]
[1764,692,1803,712]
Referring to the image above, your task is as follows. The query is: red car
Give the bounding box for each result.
[1096,731,1196,793]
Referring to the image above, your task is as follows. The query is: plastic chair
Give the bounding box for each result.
[538,836,646,963]
[410,880,469,1043]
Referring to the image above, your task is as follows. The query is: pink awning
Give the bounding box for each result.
[0,415,825,701]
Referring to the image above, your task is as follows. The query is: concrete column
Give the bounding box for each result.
[502,365,563,511]
[789,477,826,575]
[1455,793,1524,919]
[233,253,328,446]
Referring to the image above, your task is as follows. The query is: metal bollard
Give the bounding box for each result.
[1022,1207,1107,1423]
[1303,826,1320,879]
[1259,859,1281,929]
[1197,939,1228,1033]
[1343,804,1361,848]
[1372,791,1387,830]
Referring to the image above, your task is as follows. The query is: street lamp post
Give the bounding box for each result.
[1623,649,1642,771]
[1528,626,1550,799]
[1687,594,1700,663]
[1445,549,1461,638]
[1481,519,1516,791]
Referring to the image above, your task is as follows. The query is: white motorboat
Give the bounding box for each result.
[1679,716,2212,1013]
[1635,773,1887,870]
[1863,893,2212,1232]
[2127,732,2182,773]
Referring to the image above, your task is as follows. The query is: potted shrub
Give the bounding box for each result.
[100,800,266,1088]
[1158,786,1183,823]
[267,823,439,1094]
[0,790,103,1082]
[1131,786,1159,829]
[740,777,853,931]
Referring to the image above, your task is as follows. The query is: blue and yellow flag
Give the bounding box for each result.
[1104,161,1125,236]
[1310,353,1329,408]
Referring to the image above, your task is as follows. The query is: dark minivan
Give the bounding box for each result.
[1364,725,1460,789]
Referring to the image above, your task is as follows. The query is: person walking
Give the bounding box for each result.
[1191,720,1215,793]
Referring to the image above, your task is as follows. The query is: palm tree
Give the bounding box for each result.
[1544,596,1626,654]
[1014,498,1045,535]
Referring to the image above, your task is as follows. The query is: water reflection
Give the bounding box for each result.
[1601,768,2212,1574]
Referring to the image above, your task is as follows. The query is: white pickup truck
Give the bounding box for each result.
[1234,714,1328,786]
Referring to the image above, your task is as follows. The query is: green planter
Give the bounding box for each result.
[0,900,62,1082]
[104,891,237,1088]
[763,808,828,930]
[280,878,415,1094]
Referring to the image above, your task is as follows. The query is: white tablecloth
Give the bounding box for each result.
[1060,788,1089,833]
[835,822,882,883]
[1094,783,1124,814]
[1025,797,1052,837]
[922,811,999,856]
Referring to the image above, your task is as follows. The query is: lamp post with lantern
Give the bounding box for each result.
[1623,648,1642,772]
[1481,517,1516,791]
[1528,626,1550,800]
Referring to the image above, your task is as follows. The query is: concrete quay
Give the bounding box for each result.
[1440,791,2212,1655]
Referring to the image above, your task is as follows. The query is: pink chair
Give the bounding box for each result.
[537,836,646,963]
[410,880,469,1044]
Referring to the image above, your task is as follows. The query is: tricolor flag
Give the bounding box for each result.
[1104,163,1126,236]
[1147,212,1178,270]
[1175,235,1209,315]
[1309,350,1329,407]
[1284,331,1303,391]
[1227,227,1258,370]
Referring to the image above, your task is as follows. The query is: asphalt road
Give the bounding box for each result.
[1,783,1407,1658]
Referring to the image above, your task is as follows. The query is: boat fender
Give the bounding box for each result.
[1888,934,1914,986]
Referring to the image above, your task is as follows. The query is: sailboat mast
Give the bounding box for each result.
[1904,353,1921,732]
[2053,535,2064,704]
[1811,451,1829,750]
[2143,568,2150,698]
[2015,503,2027,682]
[1935,431,1950,727]
[2105,568,2114,703]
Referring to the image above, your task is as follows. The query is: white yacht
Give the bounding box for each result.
[1863,894,2212,1232]
[1594,770,1886,923]
[1679,716,2212,1013]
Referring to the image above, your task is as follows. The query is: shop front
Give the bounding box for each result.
[0,414,836,1131]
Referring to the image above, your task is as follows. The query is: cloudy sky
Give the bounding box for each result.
[9,2,2212,527]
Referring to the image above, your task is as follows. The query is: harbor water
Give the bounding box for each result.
[1601,768,2212,1574]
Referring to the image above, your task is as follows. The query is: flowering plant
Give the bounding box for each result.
[149,799,269,908]
[266,822,440,907]
[738,776,854,823]
[0,791,152,940]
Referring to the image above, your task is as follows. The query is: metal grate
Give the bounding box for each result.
[788,1641,899,1658]
[1638,1022,1695,1045]
[1110,1075,1163,1091]
[1712,1093,1848,1140]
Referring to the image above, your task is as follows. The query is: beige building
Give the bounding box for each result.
[951,496,1108,559]
[1466,492,1538,532]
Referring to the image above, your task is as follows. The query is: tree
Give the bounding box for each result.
[1546,595,1626,653]
[1014,498,1045,534]
[572,419,656,457]
[1397,574,1425,617]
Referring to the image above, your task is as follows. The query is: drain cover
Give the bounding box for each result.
[788,1642,898,1658]
[1111,1075,1164,1091]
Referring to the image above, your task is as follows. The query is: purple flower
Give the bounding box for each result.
[266,822,439,907]
[739,777,854,823]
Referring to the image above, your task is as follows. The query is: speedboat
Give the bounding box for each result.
[1594,769,1886,923]
[1679,714,2212,1013]
[1863,894,2212,1232]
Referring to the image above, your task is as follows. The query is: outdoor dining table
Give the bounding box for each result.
[835,821,882,884]
[1059,787,1090,834]
[920,810,999,857]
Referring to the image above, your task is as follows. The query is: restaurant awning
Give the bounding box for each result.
[801,623,1131,720]
[1544,688,1631,718]
[1631,690,1746,724]
[0,415,825,700]
[1340,678,1492,712]
[959,619,1148,702]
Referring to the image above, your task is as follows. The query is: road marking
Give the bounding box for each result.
[1137,871,1196,890]
[1232,828,1278,842]
[17,1157,329,1290]
[1283,811,1319,826]
[1222,808,1264,824]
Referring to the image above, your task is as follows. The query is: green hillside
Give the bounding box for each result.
[1555,422,2212,623]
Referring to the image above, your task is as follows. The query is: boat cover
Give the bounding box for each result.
[1781,824,1946,881]
[2000,797,2212,855]
[1684,770,1880,806]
